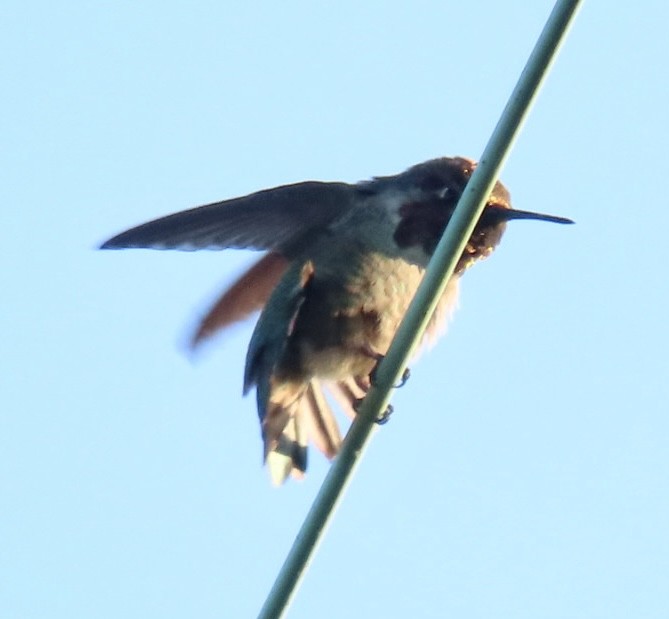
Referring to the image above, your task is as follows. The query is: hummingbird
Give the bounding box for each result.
[101,156,573,485]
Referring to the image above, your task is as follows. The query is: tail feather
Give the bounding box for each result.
[264,380,347,485]
[265,412,308,486]
[302,381,342,459]
[263,396,309,486]
[329,378,367,420]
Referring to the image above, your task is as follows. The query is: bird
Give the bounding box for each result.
[100,156,573,484]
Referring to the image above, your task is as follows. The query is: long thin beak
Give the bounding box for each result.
[488,205,574,225]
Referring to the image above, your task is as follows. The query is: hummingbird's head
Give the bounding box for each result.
[393,157,572,273]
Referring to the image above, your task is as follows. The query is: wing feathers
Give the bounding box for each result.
[100,181,355,253]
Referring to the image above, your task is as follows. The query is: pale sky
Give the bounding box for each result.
[3,2,668,617]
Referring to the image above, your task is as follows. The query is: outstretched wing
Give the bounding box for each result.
[100,181,357,254]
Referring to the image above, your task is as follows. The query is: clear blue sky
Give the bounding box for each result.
[3,2,668,617]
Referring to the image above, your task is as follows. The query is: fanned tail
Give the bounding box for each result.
[263,380,343,485]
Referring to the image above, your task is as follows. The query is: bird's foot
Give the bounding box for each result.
[375,404,394,425]
[352,399,394,425]
[368,358,411,389]
[395,367,411,388]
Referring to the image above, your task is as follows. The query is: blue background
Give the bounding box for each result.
[3,2,668,617]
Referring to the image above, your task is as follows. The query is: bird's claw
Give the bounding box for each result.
[375,404,394,425]
[395,367,411,388]
[352,399,394,425]
[368,357,411,389]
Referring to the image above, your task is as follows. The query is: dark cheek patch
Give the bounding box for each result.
[394,201,450,254]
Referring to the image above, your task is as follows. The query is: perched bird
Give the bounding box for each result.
[101,156,573,484]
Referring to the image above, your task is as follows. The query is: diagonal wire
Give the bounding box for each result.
[257,1,583,617]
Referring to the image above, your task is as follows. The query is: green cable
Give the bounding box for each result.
[257,1,583,616]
